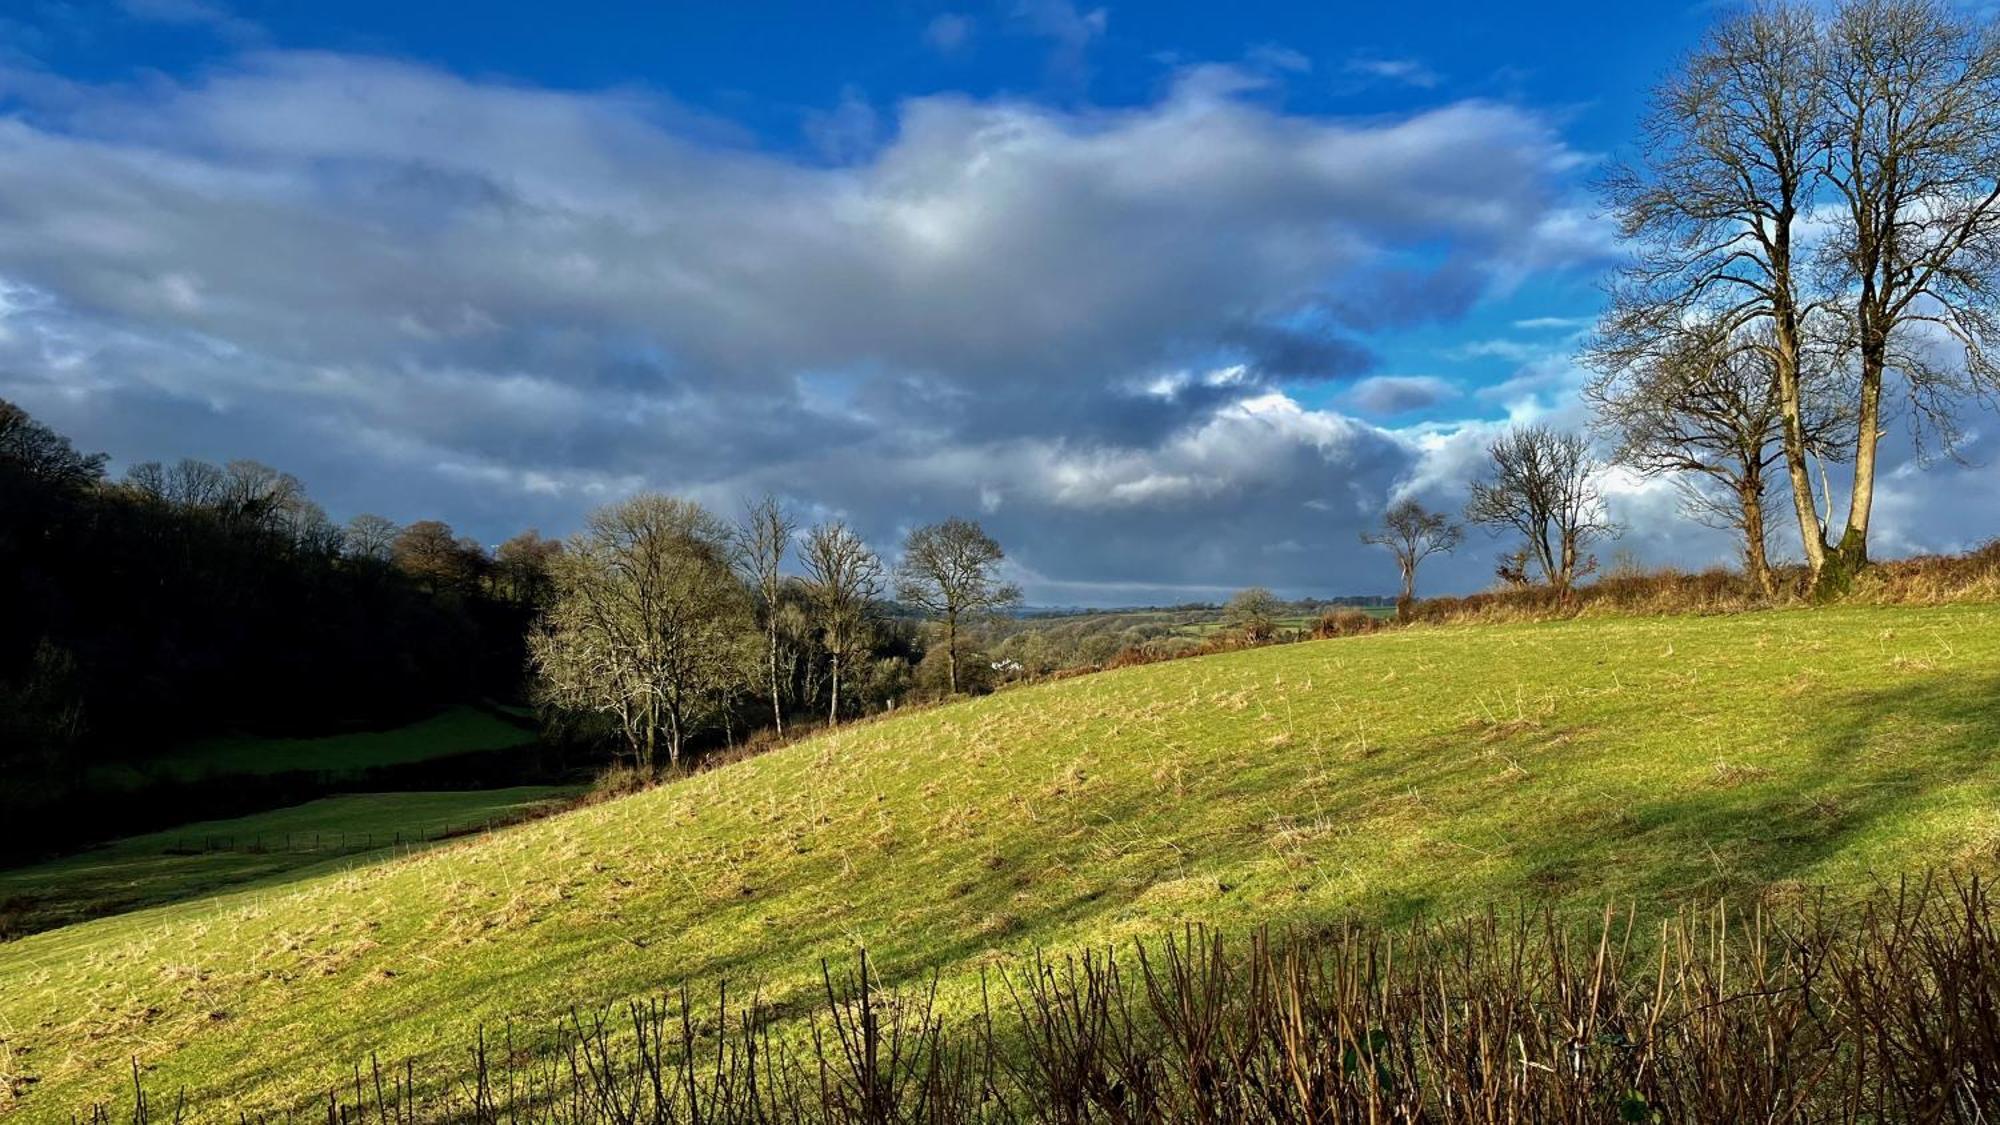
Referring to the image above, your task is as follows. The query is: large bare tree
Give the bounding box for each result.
[391,519,485,594]
[495,529,563,606]
[1360,499,1463,617]
[735,494,796,734]
[1595,3,1836,580]
[530,494,752,771]
[895,517,1022,695]
[1600,0,2000,593]
[1817,0,2000,584]
[800,520,883,726]
[1464,426,1616,594]
[1586,326,1851,595]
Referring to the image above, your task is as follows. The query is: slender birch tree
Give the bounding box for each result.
[735,494,796,734]
[800,521,883,726]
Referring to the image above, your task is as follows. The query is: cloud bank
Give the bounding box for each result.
[0,48,1981,600]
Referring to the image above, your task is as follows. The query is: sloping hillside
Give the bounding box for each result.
[5,605,1999,1119]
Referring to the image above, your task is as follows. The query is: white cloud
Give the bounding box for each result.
[1343,55,1440,89]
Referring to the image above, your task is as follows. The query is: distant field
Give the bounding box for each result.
[7,605,2000,1118]
[991,603,1397,665]
[0,788,578,940]
[88,705,538,787]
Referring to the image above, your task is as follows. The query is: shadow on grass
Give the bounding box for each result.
[0,790,579,941]
[1573,670,2000,907]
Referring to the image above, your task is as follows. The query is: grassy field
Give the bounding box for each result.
[86,705,538,788]
[0,788,580,941]
[5,604,2000,1118]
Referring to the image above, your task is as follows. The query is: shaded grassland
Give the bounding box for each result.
[7,604,2000,1119]
[85,705,537,789]
[0,789,579,941]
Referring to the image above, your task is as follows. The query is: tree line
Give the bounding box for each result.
[1364,0,2000,609]
[0,400,558,790]
[529,499,1020,771]
[1,400,1031,788]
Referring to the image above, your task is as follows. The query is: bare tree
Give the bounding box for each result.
[1601,1,2000,593]
[800,521,883,726]
[1465,426,1617,594]
[1816,0,2000,585]
[127,458,227,509]
[735,495,796,734]
[219,460,308,532]
[495,529,563,605]
[1361,499,1463,618]
[895,517,1022,696]
[530,495,751,771]
[392,520,482,594]
[342,514,399,562]
[1586,326,1852,595]
[1595,3,1837,580]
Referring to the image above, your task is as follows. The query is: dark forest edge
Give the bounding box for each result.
[84,874,2000,1123]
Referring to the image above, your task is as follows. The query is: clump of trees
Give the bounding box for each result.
[1587,328,1851,596]
[1592,0,2000,596]
[529,497,752,771]
[1,396,1034,791]
[524,495,1024,772]
[1354,1,2000,611]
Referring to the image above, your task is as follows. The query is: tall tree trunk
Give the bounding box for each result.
[1773,317,1830,582]
[1827,346,1885,594]
[1397,559,1416,622]
[828,652,840,726]
[1740,475,1775,598]
[1533,527,1560,591]
[767,624,784,736]
[945,613,958,695]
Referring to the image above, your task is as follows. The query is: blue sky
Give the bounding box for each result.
[2,0,1995,602]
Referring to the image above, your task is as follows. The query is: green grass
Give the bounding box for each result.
[6,605,2000,1119]
[90,705,538,787]
[0,788,579,940]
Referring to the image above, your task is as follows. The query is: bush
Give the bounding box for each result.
[582,762,653,804]
[1311,609,1387,638]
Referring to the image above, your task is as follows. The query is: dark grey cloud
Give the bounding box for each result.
[8,47,1901,602]
[1346,375,1458,415]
